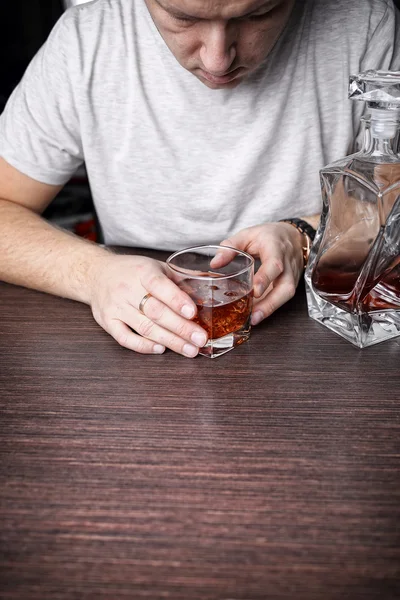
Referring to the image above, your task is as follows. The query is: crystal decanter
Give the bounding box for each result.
[305,70,400,348]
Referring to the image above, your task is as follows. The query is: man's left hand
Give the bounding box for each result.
[214,222,305,326]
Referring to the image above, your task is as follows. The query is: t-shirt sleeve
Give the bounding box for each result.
[0,13,83,186]
[360,1,400,72]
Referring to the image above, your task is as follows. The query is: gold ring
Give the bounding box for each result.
[138,292,152,315]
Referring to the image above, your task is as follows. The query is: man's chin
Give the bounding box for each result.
[197,75,244,90]
[193,67,247,90]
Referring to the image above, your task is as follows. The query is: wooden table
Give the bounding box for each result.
[1,249,399,600]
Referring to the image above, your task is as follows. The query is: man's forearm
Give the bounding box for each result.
[0,198,110,304]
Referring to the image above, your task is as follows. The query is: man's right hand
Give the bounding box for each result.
[89,253,208,357]
[0,158,208,358]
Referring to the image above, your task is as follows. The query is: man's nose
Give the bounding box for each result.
[199,22,237,75]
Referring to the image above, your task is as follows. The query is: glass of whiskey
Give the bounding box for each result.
[167,245,254,358]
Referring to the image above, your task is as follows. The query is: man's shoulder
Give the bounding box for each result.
[51,0,138,61]
[61,0,134,32]
[304,0,394,47]
[72,0,130,15]
[311,0,392,22]
[35,0,140,85]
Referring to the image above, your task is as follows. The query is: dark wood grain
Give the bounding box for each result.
[1,249,399,600]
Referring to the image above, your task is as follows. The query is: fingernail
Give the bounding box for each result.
[153,344,165,354]
[191,332,207,347]
[183,344,198,358]
[251,311,263,326]
[181,305,195,319]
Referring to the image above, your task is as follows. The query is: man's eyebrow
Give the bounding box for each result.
[154,0,192,19]
[154,0,279,20]
[243,1,280,17]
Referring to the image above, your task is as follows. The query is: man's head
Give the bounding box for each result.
[144,0,295,89]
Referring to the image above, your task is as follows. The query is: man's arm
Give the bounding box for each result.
[0,157,111,303]
[0,158,210,358]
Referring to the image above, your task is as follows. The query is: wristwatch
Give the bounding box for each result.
[279,218,317,269]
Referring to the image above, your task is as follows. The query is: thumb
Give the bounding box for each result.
[210,233,249,269]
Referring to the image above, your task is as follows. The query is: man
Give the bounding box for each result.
[0,0,399,358]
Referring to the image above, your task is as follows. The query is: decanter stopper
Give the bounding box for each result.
[349,70,400,108]
[349,70,400,138]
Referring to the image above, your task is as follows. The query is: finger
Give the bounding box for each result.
[112,303,202,358]
[135,294,208,348]
[251,273,296,325]
[253,255,285,298]
[141,271,197,320]
[210,238,241,269]
[133,315,200,358]
[108,319,166,354]
[211,233,254,268]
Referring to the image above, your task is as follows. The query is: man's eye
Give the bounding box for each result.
[248,11,271,21]
[172,14,197,23]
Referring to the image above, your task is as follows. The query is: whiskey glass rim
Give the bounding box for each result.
[166,244,254,280]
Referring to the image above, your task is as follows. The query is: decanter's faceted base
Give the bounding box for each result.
[306,282,400,348]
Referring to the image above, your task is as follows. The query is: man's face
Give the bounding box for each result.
[144,0,295,89]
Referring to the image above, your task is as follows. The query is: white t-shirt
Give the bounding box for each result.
[0,0,399,249]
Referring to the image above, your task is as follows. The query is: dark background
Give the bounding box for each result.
[0,0,97,239]
[0,1,64,112]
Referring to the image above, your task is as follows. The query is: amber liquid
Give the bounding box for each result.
[179,277,253,339]
[312,261,400,312]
